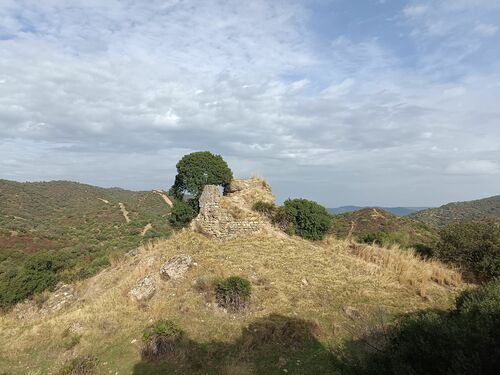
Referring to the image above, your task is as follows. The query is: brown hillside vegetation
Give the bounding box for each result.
[330,207,438,247]
[0,231,462,374]
[410,195,500,228]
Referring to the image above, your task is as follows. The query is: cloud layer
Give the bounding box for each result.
[1,0,499,206]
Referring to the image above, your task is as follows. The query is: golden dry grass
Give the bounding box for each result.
[0,231,463,374]
[348,241,462,297]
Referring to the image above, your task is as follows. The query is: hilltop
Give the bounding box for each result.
[328,206,429,216]
[330,207,438,248]
[410,195,500,228]
[0,178,463,374]
[0,179,172,308]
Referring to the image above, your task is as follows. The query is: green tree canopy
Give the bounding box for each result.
[276,198,331,240]
[171,151,233,199]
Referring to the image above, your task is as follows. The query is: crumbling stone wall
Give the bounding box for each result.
[190,178,275,240]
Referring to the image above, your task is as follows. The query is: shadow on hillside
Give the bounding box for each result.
[329,308,500,375]
[132,314,338,375]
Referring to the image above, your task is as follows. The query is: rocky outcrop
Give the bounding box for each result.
[129,275,157,302]
[224,177,275,210]
[41,283,78,314]
[190,177,276,240]
[160,255,193,280]
[13,283,78,320]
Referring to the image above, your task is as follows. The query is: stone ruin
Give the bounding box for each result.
[190,177,276,240]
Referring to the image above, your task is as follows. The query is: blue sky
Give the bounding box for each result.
[0,0,499,206]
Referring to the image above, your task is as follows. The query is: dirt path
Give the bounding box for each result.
[118,202,130,223]
[141,223,153,236]
[97,198,109,204]
[371,208,385,219]
[347,220,356,239]
[153,190,173,208]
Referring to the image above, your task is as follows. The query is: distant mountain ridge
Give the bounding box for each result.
[410,195,500,228]
[328,206,429,216]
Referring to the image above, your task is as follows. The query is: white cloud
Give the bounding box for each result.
[0,0,499,205]
[403,4,429,17]
[447,160,500,175]
[473,23,498,36]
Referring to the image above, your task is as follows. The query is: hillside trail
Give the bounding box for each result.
[371,208,385,219]
[347,221,356,239]
[153,190,173,207]
[97,198,109,204]
[141,223,152,236]
[118,202,130,223]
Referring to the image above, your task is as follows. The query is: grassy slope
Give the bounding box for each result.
[0,179,171,306]
[410,195,500,228]
[330,208,438,247]
[0,232,462,374]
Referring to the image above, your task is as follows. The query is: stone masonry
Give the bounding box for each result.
[190,178,275,240]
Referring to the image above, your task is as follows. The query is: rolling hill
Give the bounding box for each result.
[0,179,172,308]
[410,195,500,228]
[330,207,438,248]
[0,231,462,374]
[328,206,429,216]
[0,177,466,374]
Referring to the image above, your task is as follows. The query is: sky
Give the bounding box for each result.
[0,0,499,207]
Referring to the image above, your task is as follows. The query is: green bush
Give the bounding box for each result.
[359,232,387,246]
[413,243,434,258]
[252,201,276,218]
[344,278,500,374]
[0,252,61,309]
[142,320,183,360]
[455,277,500,315]
[171,151,233,199]
[215,276,252,312]
[436,220,500,281]
[274,199,331,240]
[169,199,198,229]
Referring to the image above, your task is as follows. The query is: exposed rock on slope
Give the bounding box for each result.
[160,255,193,280]
[190,177,276,240]
[129,275,157,302]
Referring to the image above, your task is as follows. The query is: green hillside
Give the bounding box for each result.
[410,195,500,228]
[0,179,172,308]
[330,207,438,249]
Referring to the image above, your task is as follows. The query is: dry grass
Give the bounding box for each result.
[0,231,463,374]
[349,241,462,297]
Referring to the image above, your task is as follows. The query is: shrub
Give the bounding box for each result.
[252,201,276,218]
[359,232,386,246]
[455,277,500,315]
[215,276,252,312]
[360,231,417,250]
[274,199,331,240]
[169,199,197,229]
[142,320,183,360]
[57,355,98,375]
[412,243,434,258]
[343,278,500,374]
[0,252,61,309]
[171,151,233,199]
[435,220,500,281]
